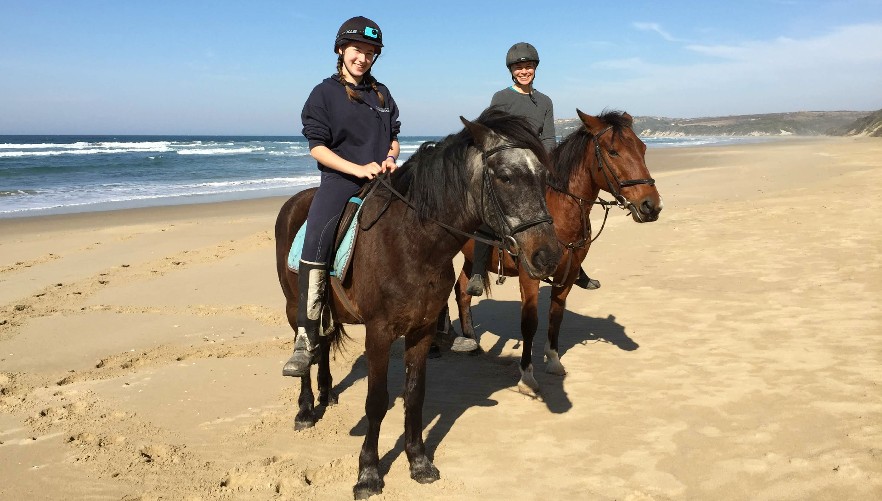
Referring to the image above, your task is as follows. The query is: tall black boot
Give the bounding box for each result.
[466,240,492,296]
[283,260,327,377]
[573,266,601,290]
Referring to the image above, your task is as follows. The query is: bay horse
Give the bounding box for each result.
[450,109,663,396]
[275,109,561,498]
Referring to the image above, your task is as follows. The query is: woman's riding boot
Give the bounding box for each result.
[466,241,492,296]
[573,267,601,290]
[283,260,327,377]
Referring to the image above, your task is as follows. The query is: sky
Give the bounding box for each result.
[1,0,881,135]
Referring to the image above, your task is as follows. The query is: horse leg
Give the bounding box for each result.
[544,284,570,376]
[452,266,481,352]
[317,330,337,406]
[404,327,441,484]
[517,277,541,397]
[353,329,392,499]
[283,289,319,429]
[295,372,317,430]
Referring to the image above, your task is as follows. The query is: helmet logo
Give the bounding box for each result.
[364,26,379,39]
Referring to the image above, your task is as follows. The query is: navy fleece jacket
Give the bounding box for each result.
[301,74,401,170]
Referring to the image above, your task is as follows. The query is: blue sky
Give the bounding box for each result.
[1,0,881,135]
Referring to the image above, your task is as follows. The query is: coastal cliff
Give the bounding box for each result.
[556,110,882,137]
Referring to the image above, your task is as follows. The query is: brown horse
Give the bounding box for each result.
[275,110,561,498]
[450,109,663,396]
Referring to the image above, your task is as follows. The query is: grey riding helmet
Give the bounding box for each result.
[334,16,384,53]
[506,42,539,68]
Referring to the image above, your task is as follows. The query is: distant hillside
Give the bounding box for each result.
[555,110,876,138]
[829,109,882,137]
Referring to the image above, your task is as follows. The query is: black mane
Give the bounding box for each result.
[392,108,548,222]
[550,110,633,188]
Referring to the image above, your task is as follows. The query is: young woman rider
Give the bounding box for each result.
[465,42,599,297]
[283,16,401,376]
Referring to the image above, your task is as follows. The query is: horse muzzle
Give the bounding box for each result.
[513,222,561,279]
[629,195,664,223]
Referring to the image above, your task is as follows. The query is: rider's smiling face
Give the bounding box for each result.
[510,61,536,87]
[339,41,378,84]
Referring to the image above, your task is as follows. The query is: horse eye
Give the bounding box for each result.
[608,149,619,157]
[498,174,511,184]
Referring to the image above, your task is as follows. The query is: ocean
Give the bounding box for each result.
[0,134,756,218]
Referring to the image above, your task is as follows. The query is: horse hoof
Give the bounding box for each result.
[451,336,479,353]
[545,359,566,376]
[319,391,338,406]
[353,478,384,499]
[410,458,440,484]
[294,419,315,431]
[517,380,542,399]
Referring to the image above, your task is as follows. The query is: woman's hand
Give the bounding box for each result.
[358,161,384,180]
[381,156,398,173]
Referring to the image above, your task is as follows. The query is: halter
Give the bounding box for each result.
[374,142,553,254]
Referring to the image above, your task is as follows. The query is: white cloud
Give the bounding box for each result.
[556,22,882,117]
[633,22,686,43]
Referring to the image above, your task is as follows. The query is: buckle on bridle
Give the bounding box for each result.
[502,235,520,257]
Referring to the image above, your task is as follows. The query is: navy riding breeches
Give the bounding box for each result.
[301,169,366,264]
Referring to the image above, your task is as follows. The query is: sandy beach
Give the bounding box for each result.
[1,137,881,500]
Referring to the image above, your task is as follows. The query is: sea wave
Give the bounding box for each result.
[176,146,266,155]
[0,141,91,149]
[0,175,322,215]
[0,147,173,157]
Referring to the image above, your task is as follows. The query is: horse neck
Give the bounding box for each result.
[563,151,602,203]
[382,200,480,267]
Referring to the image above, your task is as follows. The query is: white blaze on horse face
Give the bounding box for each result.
[524,151,542,177]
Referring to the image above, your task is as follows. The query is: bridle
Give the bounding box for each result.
[478,143,553,256]
[374,142,552,255]
[590,126,656,223]
[544,125,656,286]
[548,125,656,239]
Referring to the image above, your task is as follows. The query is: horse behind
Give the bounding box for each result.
[452,109,663,396]
[275,109,561,498]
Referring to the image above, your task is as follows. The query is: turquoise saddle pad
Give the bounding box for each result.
[288,197,363,277]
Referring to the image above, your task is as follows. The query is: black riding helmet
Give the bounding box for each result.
[506,42,539,69]
[334,16,384,54]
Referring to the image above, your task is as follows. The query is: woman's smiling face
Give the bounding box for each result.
[510,61,536,87]
[339,41,378,83]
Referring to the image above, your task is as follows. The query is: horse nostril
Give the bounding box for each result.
[641,199,654,215]
[532,249,548,269]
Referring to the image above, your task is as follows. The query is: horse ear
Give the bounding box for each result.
[460,116,491,147]
[576,108,605,134]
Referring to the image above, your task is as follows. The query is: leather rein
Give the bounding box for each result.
[544,125,656,286]
[373,142,553,257]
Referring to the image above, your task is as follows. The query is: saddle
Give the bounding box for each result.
[287,178,393,283]
[287,177,401,325]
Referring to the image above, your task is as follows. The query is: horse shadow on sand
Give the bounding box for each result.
[320,285,638,479]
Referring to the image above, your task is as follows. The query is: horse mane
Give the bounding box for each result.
[549,109,633,189]
[391,108,549,223]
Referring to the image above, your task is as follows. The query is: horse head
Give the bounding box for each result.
[460,112,561,280]
[576,109,663,223]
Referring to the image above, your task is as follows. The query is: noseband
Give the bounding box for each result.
[481,143,553,256]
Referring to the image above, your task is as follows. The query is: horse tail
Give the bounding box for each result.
[330,323,349,353]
